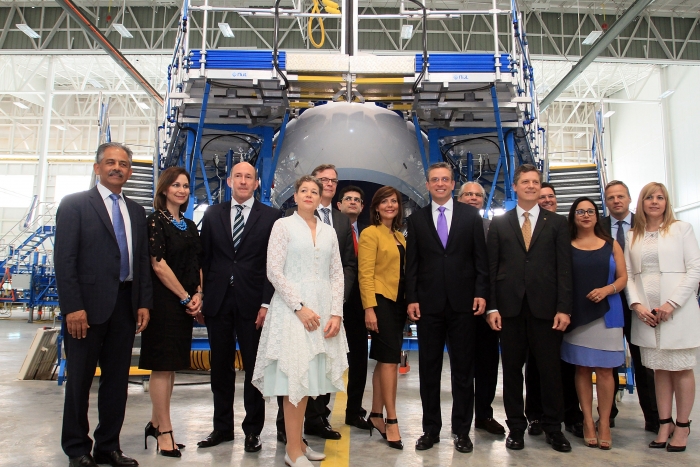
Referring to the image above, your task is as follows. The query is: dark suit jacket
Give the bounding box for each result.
[54,186,153,324]
[285,207,357,302]
[405,202,489,313]
[487,207,572,319]
[201,199,283,319]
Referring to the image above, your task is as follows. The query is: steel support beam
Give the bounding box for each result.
[539,0,655,112]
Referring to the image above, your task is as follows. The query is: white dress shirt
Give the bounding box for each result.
[231,196,255,228]
[431,198,454,234]
[317,203,334,227]
[516,203,540,232]
[96,182,133,281]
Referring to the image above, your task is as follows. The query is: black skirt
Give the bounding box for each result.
[369,293,406,364]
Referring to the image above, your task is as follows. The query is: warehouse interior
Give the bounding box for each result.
[2,0,700,465]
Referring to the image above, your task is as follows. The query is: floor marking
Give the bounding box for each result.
[320,373,350,467]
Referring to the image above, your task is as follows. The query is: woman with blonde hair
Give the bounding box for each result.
[625,182,700,452]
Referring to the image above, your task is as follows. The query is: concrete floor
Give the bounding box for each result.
[1,317,699,467]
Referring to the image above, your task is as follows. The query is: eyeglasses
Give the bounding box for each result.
[460,192,484,198]
[342,196,362,203]
[575,209,596,217]
[318,177,339,185]
[429,177,452,184]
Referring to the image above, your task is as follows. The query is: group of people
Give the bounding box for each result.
[54,142,700,467]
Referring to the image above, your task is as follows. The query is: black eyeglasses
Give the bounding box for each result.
[575,209,596,217]
[318,177,339,185]
[342,196,362,203]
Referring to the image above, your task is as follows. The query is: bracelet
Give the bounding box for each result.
[180,294,192,306]
[610,284,617,294]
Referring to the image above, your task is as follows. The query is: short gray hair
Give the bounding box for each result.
[96,142,133,164]
[458,181,485,197]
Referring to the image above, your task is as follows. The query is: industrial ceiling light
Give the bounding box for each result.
[112,23,133,38]
[55,125,67,131]
[603,110,615,118]
[137,102,150,110]
[574,132,585,139]
[400,24,413,40]
[16,24,40,39]
[659,89,675,99]
[582,30,603,45]
[218,22,235,38]
[87,78,104,88]
[13,101,29,109]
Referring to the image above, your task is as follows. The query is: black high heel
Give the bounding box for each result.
[667,420,691,452]
[145,422,185,450]
[385,419,403,450]
[367,412,387,440]
[156,429,182,458]
[649,418,675,449]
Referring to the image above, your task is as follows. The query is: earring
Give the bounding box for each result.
[375,212,381,222]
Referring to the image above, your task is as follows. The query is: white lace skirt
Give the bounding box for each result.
[640,326,698,371]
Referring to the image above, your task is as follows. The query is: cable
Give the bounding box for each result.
[308,0,326,48]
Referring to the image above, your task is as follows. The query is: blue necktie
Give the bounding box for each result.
[232,205,244,251]
[320,208,331,225]
[616,220,626,251]
[109,194,130,281]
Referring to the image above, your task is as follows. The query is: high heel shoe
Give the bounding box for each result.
[649,418,675,449]
[145,422,185,450]
[156,429,182,458]
[367,412,387,440]
[385,418,403,450]
[667,420,691,452]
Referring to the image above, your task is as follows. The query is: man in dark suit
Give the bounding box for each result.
[601,180,659,433]
[55,142,152,467]
[276,164,357,441]
[197,161,283,453]
[486,164,573,452]
[406,162,489,454]
[456,181,504,436]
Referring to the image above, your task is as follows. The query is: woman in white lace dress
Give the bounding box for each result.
[252,175,349,467]
[625,182,700,452]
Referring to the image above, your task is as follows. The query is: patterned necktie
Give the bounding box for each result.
[232,205,244,251]
[522,211,532,251]
[108,194,130,281]
[320,208,331,225]
[616,220,626,251]
[437,206,448,248]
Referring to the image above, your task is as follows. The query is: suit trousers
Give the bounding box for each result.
[501,299,564,433]
[61,286,135,458]
[343,297,368,417]
[525,354,583,426]
[276,394,331,432]
[473,315,500,420]
[418,303,475,436]
[206,286,264,435]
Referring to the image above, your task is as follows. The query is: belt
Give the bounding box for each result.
[119,281,133,290]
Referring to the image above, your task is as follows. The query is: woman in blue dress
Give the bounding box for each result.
[561,197,627,450]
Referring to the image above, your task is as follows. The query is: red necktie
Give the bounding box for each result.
[352,227,358,256]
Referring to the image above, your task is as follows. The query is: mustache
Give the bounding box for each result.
[108,170,124,177]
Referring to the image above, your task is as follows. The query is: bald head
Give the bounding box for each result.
[458,182,486,209]
[228,161,259,204]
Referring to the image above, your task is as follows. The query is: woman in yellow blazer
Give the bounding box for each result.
[358,186,407,450]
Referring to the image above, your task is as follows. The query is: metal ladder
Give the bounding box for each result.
[547,164,604,216]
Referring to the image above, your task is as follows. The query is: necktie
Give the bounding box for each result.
[352,226,358,256]
[232,205,244,251]
[320,208,331,225]
[616,220,626,251]
[437,206,448,248]
[109,194,130,281]
[522,212,532,251]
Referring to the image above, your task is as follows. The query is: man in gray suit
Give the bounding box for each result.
[55,142,152,467]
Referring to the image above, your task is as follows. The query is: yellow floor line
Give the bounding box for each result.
[320,373,350,467]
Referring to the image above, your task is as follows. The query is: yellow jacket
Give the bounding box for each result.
[358,224,407,309]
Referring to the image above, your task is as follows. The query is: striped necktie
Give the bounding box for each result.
[232,205,244,251]
[320,208,331,225]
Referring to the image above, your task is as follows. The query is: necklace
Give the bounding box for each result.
[161,210,188,231]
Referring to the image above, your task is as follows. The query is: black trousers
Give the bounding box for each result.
[206,286,264,435]
[501,300,564,433]
[343,291,368,418]
[473,316,500,420]
[276,394,331,432]
[525,354,582,426]
[61,286,135,458]
[418,304,475,436]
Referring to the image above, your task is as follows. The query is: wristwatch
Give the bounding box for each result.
[294,302,304,312]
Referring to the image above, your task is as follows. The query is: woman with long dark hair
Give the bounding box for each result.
[562,197,627,450]
[358,186,407,450]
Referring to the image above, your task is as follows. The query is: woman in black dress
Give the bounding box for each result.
[139,167,202,458]
[358,186,407,450]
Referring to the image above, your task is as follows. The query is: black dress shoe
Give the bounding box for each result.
[475,418,506,435]
[304,423,341,440]
[345,414,371,430]
[92,450,138,466]
[454,434,473,453]
[506,430,525,450]
[565,422,584,438]
[69,454,98,467]
[197,430,235,448]
[244,434,262,453]
[645,422,660,434]
[545,431,572,453]
[277,430,287,444]
[415,433,440,450]
[527,420,543,436]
